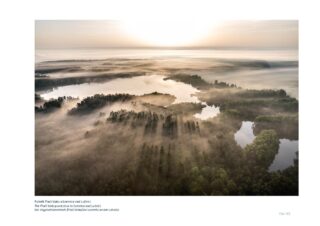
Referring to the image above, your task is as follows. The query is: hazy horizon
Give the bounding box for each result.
[35,20,298,50]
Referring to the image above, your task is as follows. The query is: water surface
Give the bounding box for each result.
[194,103,220,120]
[234,121,255,148]
[268,139,298,172]
[234,121,299,171]
[41,74,200,104]
[36,49,298,98]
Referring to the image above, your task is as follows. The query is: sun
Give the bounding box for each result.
[123,21,217,47]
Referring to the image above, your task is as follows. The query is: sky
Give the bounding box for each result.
[35,20,298,49]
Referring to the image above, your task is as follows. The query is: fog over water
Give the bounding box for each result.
[36,49,298,98]
[36,48,298,63]
[194,103,220,120]
[41,74,200,103]
[35,48,299,195]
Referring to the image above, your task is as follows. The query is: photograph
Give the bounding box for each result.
[35,20,298,196]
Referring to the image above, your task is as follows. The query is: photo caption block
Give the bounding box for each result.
[34,199,120,212]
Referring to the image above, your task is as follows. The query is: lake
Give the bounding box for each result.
[234,121,299,171]
[40,74,222,120]
[36,48,298,98]
[40,74,200,103]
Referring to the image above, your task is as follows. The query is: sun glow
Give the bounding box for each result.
[123,21,217,47]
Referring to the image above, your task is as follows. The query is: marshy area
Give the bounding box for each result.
[35,53,298,196]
